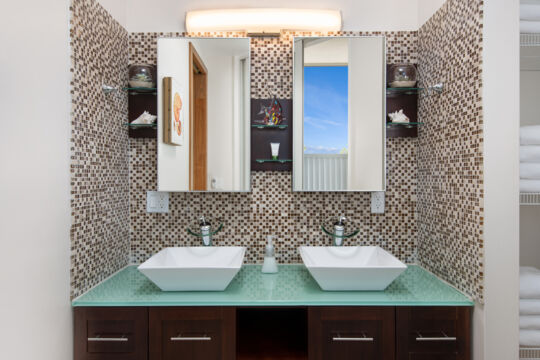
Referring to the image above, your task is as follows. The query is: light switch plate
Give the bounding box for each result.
[146,191,169,213]
[210,177,223,190]
[371,191,385,214]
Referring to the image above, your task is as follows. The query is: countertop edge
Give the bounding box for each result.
[72,301,474,307]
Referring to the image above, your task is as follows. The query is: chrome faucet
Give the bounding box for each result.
[333,216,346,246]
[199,216,212,246]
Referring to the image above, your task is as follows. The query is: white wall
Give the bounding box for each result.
[204,49,234,190]
[97,0,452,35]
[304,38,348,66]
[125,0,420,32]
[417,0,446,27]
[97,0,128,29]
[481,0,520,359]
[157,39,191,191]
[0,0,72,359]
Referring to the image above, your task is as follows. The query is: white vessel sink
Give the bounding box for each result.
[298,246,407,291]
[138,247,246,291]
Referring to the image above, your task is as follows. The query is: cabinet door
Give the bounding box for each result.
[74,307,148,360]
[308,307,395,360]
[396,307,471,360]
[149,307,235,360]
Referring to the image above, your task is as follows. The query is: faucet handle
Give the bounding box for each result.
[338,216,347,224]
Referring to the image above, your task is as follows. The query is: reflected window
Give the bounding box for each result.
[304,66,348,155]
[294,37,385,192]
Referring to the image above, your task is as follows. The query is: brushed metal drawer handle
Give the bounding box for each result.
[333,333,374,342]
[170,334,212,341]
[416,331,457,342]
[88,335,128,342]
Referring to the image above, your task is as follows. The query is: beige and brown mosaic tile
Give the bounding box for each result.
[129,138,418,264]
[417,0,484,302]
[127,31,419,265]
[248,31,418,99]
[129,31,417,99]
[71,2,485,303]
[70,0,130,299]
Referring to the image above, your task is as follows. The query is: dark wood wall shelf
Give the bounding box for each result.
[251,99,293,171]
[127,88,157,139]
[386,124,419,138]
[386,64,419,138]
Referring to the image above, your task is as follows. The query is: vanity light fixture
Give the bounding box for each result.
[185,8,342,36]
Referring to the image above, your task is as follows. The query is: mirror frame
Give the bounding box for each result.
[292,36,387,192]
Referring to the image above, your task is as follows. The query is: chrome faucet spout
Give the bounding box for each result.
[333,216,346,246]
[200,216,212,246]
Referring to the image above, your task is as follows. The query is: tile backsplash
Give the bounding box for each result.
[128,31,419,265]
[70,0,485,303]
[417,0,485,302]
[129,138,418,264]
[70,0,130,298]
[129,31,418,99]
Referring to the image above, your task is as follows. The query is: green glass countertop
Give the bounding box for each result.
[72,265,473,307]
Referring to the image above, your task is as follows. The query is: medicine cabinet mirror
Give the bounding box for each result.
[292,37,386,192]
[157,38,251,192]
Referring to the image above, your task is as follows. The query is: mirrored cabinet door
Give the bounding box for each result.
[157,38,251,192]
[293,37,386,192]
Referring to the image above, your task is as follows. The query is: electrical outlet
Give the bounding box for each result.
[371,191,385,214]
[146,191,169,213]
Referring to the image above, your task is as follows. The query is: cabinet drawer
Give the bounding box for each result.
[74,307,148,360]
[309,307,395,360]
[396,307,471,360]
[149,307,235,360]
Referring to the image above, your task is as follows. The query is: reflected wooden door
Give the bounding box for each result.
[189,43,208,191]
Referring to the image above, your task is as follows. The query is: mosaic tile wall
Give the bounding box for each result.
[417,0,485,302]
[70,0,130,298]
[129,31,418,99]
[128,31,419,264]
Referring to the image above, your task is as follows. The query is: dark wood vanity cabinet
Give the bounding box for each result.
[309,307,395,360]
[74,307,148,360]
[149,307,236,360]
[396,307,471,360]
[74,306,470,360]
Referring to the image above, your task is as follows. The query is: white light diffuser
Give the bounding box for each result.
[185,8,342,34]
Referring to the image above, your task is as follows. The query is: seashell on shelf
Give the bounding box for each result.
[131,111,157,124]
[388,109,410,123]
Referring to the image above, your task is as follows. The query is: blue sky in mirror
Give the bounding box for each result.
[304,66,348,154]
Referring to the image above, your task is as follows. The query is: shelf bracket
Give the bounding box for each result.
[426,83,444,96]
[102,84,118,94]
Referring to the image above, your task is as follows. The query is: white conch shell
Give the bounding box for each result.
[131,111,157,124]
[388,109,410,123]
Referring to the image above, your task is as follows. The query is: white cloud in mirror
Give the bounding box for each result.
[185,8,341,34]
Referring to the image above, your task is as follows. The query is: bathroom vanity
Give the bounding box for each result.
[73,265,472,360]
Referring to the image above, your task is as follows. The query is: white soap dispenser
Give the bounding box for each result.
[262,235,278,273]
